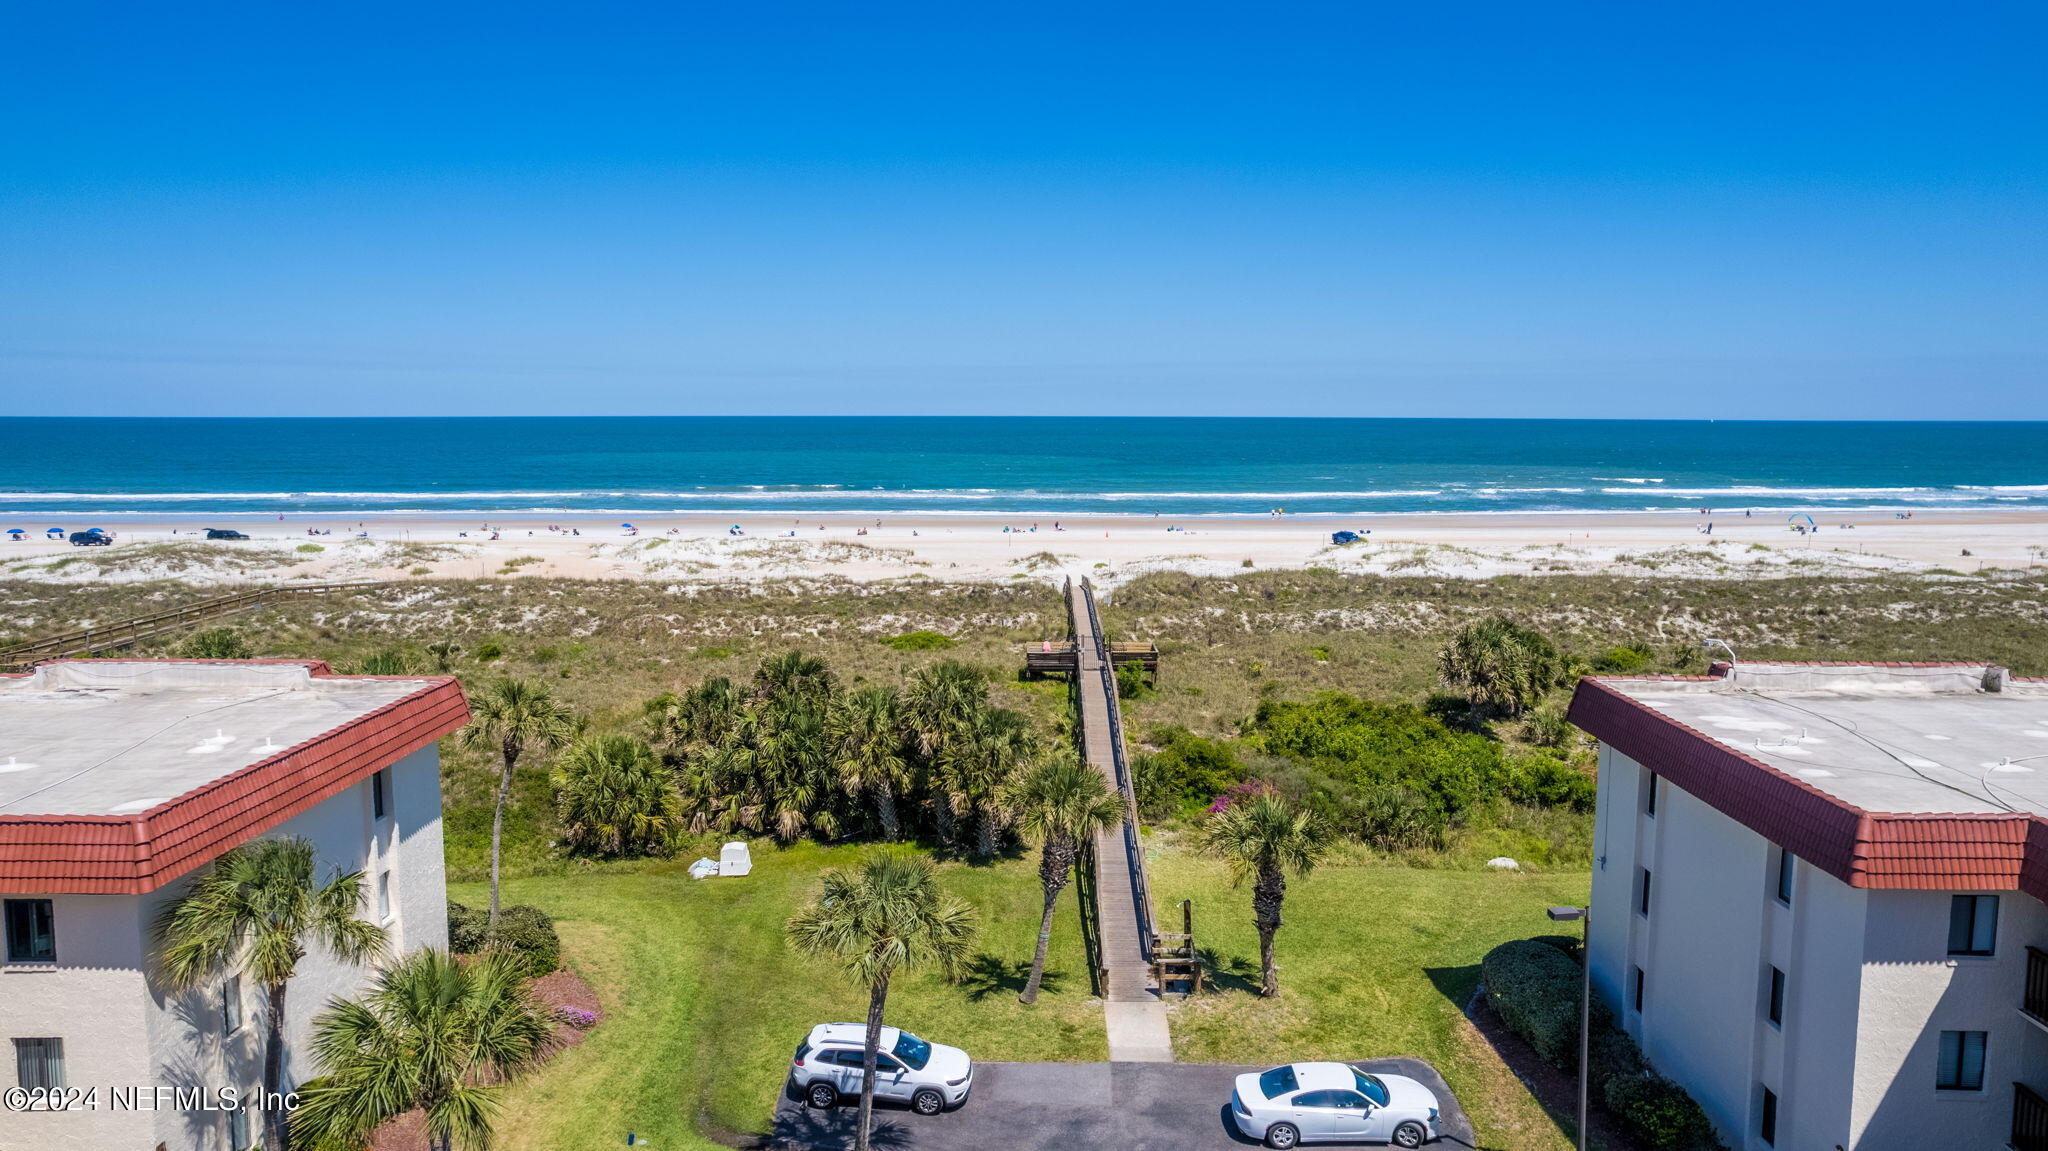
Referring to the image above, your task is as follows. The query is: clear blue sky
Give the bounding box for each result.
[2,1,2042,418]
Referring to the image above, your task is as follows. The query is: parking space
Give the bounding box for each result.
[766,1059,1476,1151]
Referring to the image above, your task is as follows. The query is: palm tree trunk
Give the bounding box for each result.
[489,745,519,927]
[857,973,891,1151]
[1020,877,1062,1005]
[264,980,289,1151]
[876,779,900,841]
[975,808,998,859]
[1252,865,1286,998]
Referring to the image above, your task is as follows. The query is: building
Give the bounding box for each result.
[0,660,468,1151]
[1568,661,2048,1151]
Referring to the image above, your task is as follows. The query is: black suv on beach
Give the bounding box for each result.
[68,531,111,546]
[205,528,251,540]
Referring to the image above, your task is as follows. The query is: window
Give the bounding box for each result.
[1631,965,1646,1013]
[377,871,393,922]
[12,1037,64,1090]
[1766,967,1785,1026]
[222,976,243,1036]
[1947,895,1997,956]
[1644,770,1658,817]
[371,769,388,821]
[3,898,55,963]
[1351,1071,1390,1107]
[230,1103,251,1151]
[1637,867,1652,918]
[1294,1090,1366,1110]
[1776,849,1794,905]
[1258,1065,1299,1098]
[1759,1087,1777,1145]
[1935,1031,1987,1091]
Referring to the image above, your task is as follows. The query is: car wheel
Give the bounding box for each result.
[1264,1122,1300,1149]
[911,1088,945,1115]
[1393,1120,1428,1148]
[806,1082,838,1110]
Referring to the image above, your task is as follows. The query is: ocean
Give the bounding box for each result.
[3,417,2044,519]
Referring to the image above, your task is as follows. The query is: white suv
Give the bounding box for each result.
[789,1023,974,1116]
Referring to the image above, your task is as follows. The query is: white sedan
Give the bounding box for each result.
[1230,1062,1441,1148]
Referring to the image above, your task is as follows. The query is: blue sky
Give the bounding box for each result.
[2,1,2042,418]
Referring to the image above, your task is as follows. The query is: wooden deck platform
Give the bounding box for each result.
[1022,638,1158,677]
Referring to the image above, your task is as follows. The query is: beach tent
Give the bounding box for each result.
[717,841,753,877]
[44,528,63,539]
[1788,514,1816,528]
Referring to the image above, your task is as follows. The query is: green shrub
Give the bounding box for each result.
[885,630,955,651]
[1604,1071,1718,1150]
[1503,753,1595,811]
[1521,706,1576,748]
[1252,693,1508,819]
[1131,727,1245,816]
[178,627,252,659]
[447,900,560,977]
[1593,644,1654,673]
[1115,661,1153,699]
[296,543,325,554]
[1481,939,1603,1068]
[1356,785,1449,851]
[474,640,504,662]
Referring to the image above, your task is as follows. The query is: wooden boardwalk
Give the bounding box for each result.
[1067,578,1173,1059]
[0,581,392,671]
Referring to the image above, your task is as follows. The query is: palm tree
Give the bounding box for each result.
[153,838,388,1151]
[1202,794,1333,998]
[940,706,1037,858]
[292,948,553,1151]
[832,686,913,839]
[552,733,683,857]
[461,679,576,925]
[899,661,987,760]
[753,650,836,708]
[786,854,978,1151]
[1437,616,1561,716]
[1006,755,1121,1004]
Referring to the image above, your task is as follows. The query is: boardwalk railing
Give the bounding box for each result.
[1080,576,1157,961]
[0,581,392,670]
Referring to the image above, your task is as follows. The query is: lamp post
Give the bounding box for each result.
[1548,905,1589,1151]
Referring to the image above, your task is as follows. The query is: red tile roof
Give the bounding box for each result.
[1568,677,2048,902]
[0,663,469,894]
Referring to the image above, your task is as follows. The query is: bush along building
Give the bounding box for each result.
[1567,661,2048,1151]
[0,660,467,1151]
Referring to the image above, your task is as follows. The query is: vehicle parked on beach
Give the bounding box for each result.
[204,528,250,540]
[1230,1062,1440,1148]
[68,530,112,546]
[788,1023,973,1116]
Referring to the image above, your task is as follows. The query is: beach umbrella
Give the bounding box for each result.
[45,527,63,537]
[620,522,635,528]
[5,528,22,536]
[86,527,106,535]
[1787,513,1815,527]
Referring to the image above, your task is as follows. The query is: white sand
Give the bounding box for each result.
[2,510,2043,587]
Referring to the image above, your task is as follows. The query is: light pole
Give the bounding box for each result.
[1548,905,1589,1151]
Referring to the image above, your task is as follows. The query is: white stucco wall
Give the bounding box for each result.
[1588,745,2047,1151]
[1850,888,2045,1149]
[2,745,448,1151]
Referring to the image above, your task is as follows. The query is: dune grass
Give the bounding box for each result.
[453,839,1105,1151]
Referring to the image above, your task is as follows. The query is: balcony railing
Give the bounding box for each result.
[2014,1082,2048,1151]
[2028,947,2048,1028]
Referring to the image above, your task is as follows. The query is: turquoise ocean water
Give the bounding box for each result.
[2,417,2044,519]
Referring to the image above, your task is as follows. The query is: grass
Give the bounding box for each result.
[455,839,1105,1151]
[1149,836,1588,1151]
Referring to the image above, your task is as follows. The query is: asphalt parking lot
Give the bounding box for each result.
[766,1059,1476,1151]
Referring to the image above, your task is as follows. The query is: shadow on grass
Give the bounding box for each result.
[1422,962,1482,1012]
[957,954,1066,1001]
[1193,947,1262,996]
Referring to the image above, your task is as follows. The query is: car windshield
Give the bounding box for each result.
[1352,1072,1390,1107]
[1259,1066,1299,1100]
[891,1031,932,1071]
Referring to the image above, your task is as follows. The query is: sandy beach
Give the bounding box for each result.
[3,509,2043,587]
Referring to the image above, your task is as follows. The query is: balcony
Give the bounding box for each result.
[2028,947,2048,1030]
[2015,1082,2048,1151]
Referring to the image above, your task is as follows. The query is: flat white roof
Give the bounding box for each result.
[0,662,440,816]
[1604,664,2048,817]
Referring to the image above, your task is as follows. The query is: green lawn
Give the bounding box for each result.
[460,835,1587,1151]
[452,840,1106,1151]
[1148,837,1590,1151]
